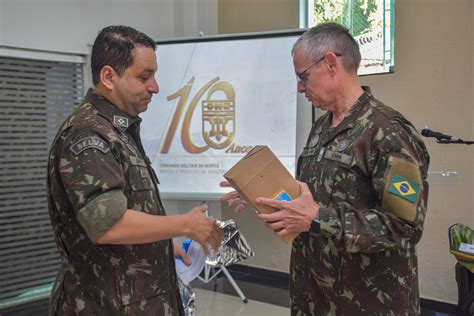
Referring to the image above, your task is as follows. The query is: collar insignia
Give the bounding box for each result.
[113,115,129,128]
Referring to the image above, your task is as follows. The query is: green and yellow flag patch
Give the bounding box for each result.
[388,175,420,203]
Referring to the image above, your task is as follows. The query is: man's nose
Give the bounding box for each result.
[297,80,306,93]
[149,77,159,94]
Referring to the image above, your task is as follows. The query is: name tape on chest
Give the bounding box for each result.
[126,144,139,156]
[324,150,353,166]
[70,136,110,155]
[301,146,353,166]
[129,156,147,167]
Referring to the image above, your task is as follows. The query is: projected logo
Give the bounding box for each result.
[202,82,235,149]
[160,76,251,154]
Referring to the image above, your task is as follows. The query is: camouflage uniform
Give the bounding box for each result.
[293,87,430,315]
[47,89,184,315]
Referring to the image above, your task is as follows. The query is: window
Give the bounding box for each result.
[0,52,84,309]
[302,0,394,75]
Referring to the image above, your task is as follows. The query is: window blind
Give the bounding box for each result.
[0,56,83,308]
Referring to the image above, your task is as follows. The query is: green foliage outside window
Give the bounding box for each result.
[308,0,394,75]
[313,0,380,36]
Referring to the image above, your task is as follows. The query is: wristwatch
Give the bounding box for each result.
[310,212,320,235]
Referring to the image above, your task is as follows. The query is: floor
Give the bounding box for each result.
[194,288,289,316]
[192,275,454,316]
[0,269,458,316]
[0,287,289,316]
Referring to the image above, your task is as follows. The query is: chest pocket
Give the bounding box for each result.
[297,147,320,179]
[297,147,330,203]
[129,156,153,191]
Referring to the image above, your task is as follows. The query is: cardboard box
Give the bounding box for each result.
[224,146,301,244]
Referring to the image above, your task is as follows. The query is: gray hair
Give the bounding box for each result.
[292,23,361,73]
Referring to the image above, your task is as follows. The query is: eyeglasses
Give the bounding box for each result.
[296,52,342,83]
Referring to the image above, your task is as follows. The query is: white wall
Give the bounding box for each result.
[360,0,473,303]
[0,0,217,94]
[173,0,218,38]
[0,0,217,55]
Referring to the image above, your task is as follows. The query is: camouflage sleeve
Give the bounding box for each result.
[319,120,430,253]
[58,128,128,242]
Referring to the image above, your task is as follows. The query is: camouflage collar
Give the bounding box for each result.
[345,86,371,118]
[83,88,141,131]
[338,86,371,121]
[321,86,372,146]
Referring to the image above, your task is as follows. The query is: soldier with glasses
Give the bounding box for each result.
[222,23,430,315]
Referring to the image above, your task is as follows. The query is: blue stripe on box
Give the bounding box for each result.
[274,190,292,202]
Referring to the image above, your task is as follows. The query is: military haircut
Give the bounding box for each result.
[292,22,361,73]
[91,25,156,85]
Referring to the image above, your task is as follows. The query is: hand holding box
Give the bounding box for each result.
[223,146,301,244]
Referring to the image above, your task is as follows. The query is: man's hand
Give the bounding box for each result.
[184,204,224,255]
[174,243,191,266]
[220,181,248,213]
[256,181,319,237]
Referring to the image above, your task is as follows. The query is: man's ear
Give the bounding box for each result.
[99,65,116,90]
[324,52,338,72]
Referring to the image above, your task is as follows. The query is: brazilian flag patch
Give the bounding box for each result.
[388,175,420,203]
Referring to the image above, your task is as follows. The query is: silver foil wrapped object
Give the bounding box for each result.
[206,219,254,266]
[178,277,195,316]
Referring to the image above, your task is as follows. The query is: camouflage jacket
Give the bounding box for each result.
[292,87,430,316]
[47,89,183,315]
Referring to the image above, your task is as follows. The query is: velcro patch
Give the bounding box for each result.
[324,149,353,166]
[70,136,110,155]
[113,115,129,128]
[388,175,420,203]
[140,168,149,179]
[382,156,422,222]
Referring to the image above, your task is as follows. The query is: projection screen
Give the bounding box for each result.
[140,32,301,199]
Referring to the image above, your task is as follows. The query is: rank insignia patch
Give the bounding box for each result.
[388,175,420,203]
[113,115,129,128]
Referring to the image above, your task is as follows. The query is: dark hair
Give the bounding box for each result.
[91,25,156,85]
[292,23,361,73]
